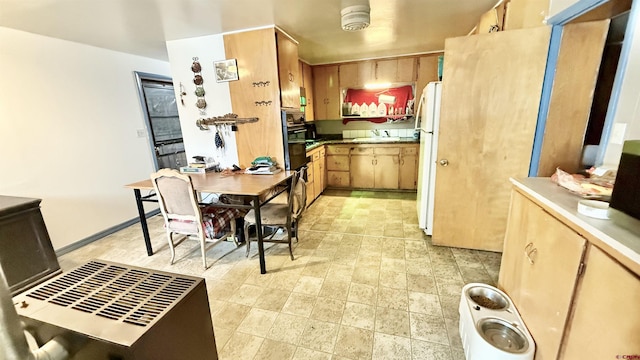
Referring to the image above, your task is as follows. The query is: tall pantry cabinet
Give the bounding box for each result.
[224,28,301,168]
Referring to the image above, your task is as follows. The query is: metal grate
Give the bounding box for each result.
[25,260,196,327]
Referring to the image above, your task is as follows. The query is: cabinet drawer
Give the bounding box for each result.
[312,151,321,161]
[351,147,374,155]
[320,149,326,157]
[374,147,400,155]
[327,146,350,155]
[401,146,418,155]
[327,171,350,187]
[327,155,349,171]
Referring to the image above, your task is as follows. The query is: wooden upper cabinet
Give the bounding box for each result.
[276,30,300,109]
[416,54,441,105]
[375,58,416,83]
[301,61,315,121]
[224,28,283,168]
[338,63,359,88]
[313,65,340,120]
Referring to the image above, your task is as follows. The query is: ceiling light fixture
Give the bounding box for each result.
[341,3,370,31]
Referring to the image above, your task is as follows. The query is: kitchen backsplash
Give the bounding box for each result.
[314,119,415,136]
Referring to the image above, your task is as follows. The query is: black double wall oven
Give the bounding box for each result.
[281,108,310,172]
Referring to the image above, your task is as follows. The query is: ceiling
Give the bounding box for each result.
[0,0,498,64]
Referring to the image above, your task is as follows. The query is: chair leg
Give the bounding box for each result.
[200,232,208,269]
[167,231,176,265]
[230,218,238,247]
[244,222,251,257]
[286,223,294,261]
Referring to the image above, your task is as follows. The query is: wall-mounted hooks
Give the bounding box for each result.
[196,113,259,131]
[252,81,271,87]
[254,101,273,106]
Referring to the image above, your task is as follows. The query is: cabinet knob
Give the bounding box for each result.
[439,159,449,166]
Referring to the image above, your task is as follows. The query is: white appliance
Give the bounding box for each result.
[415,81,442,235]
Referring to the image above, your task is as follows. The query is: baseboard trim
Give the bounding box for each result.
[55,209,160,256]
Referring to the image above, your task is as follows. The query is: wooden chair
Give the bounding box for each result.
[151,169,240,269]
[244,169,307,260]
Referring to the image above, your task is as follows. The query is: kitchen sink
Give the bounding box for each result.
[351,137,401,142]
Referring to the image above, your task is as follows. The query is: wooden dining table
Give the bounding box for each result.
[125,170,294,274]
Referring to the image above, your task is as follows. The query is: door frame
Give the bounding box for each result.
[529,0,638,173]
[133,71,181,170]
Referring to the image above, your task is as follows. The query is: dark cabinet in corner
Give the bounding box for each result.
[0,196,61,295]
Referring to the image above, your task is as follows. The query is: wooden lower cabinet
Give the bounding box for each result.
[305,159,315,205]
[499,190,586,360]
[306,147,327,204]
[559,246,640,359]
[399,145,418,190]
[326,145,350,188]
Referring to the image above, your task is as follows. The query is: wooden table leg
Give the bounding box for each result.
[253,195,266,274]
[134,189,153,256]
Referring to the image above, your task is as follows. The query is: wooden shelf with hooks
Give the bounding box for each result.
[196,113,259,130]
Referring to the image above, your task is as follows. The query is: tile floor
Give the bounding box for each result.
[58,189,502,360]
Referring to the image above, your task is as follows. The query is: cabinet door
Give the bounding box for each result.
[432,26,550,251]
[499,191,586,360]
[351,155,375,188]
[306,159,316,204]
[399,146,418,190]
[302,62,315,121]
[276,31,300,109]
[375,59,397,83]
[312,65,340,120]
[339,63,359,88]
[313,153,323,199]
[318,148,326,192]
[396,58,416,82]
[358,61,375,85]
[560,246,640,359]
[327,171,350,187]
[374,155,399,189]
[416,54,441,105]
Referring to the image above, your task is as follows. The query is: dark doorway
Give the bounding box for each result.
[134,72,186,170]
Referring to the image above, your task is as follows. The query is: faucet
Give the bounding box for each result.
[384,130,390,137]
[371,129,380,137]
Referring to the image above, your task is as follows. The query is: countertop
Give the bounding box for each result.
[305,137,418,152]
[511,177,640,276]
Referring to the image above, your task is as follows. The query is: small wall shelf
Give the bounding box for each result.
[196,113,259,130]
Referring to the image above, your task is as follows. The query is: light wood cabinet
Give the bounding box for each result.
[350,146,400,190]
[305,156,315,205]
[276,30,301,109]
[560,246,640,359]
[224,28,284,168]
[375,58,416,83]
[499,190,586,360]
[416,54,441,105]
[399,145,418,190]
[300,61,315,121]
[306,146,326,204]
[326,145,351,187]
[502,178,640,360]
[313,65,340,120]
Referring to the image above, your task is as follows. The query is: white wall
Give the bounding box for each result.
[548,0,581,19]
[165,35,238,168]
[0,27,170,250]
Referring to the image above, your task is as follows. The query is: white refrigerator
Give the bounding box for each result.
[415,81,442,235]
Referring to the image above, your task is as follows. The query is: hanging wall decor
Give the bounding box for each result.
[214,59,239,82]
[191,57,207,115]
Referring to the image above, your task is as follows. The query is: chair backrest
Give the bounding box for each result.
[150,169,203,226]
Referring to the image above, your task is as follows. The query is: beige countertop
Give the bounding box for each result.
[511,177,640,276]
